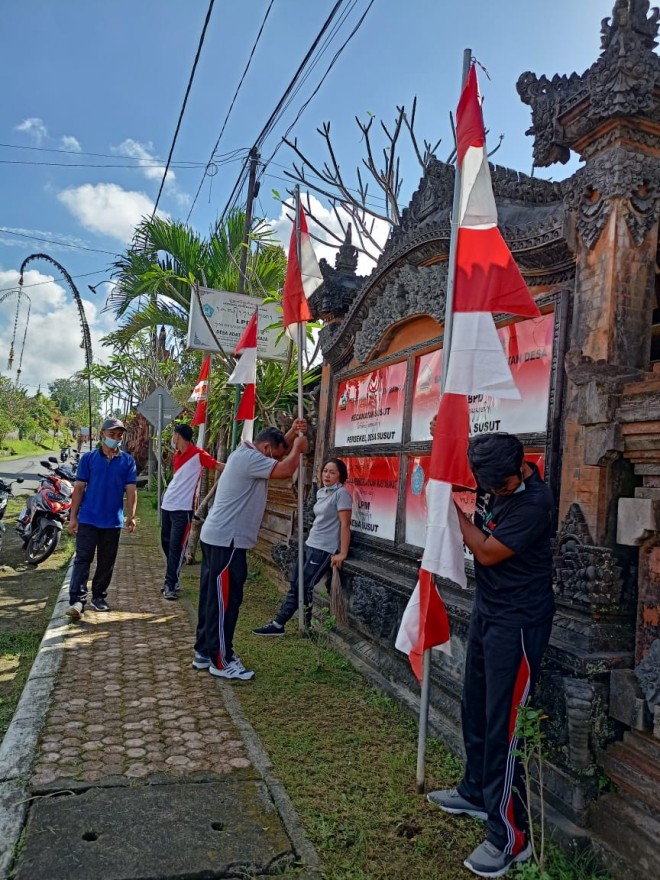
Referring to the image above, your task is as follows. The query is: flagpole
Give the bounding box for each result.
[416,47,472,795]
[294,185,306,635]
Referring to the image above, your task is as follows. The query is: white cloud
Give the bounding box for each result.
[60,135,82,153]
[15,117,48,144]
[57,183,165,243]
[0,268,110,390]
[268,193,390,275]
[114,138,190,207]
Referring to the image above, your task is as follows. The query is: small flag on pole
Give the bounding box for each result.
[190,355,211,427]
[227,310,258,443]
[282,203,323,342]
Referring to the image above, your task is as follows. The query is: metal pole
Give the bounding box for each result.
[231,147,260,451]
[294,186,306,635]
[87,373,93,452]
[157,393,163,524]
[416,47,472,795]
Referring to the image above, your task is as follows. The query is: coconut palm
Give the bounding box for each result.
[107,210,287,346]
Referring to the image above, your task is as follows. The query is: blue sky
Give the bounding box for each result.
[0,0,617,391]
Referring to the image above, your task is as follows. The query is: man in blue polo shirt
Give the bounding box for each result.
[65,418,137,619]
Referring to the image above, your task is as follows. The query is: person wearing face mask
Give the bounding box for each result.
[160,423,224,600]
[192,419,308,681]
[65,418,138,619]
[252,457,352,636]
[427,432,555,879]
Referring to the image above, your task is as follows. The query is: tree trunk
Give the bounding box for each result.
[185,481,218,564]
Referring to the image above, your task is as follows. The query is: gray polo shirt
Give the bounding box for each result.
[200,442,276,549]
[306,485,353,554]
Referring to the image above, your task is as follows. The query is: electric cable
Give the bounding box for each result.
[0,141,246,163]
[0,228,120,255]
[0,269,107,296]
[186,0,276,222]
[216,0,348,224]
[151,0,217,218]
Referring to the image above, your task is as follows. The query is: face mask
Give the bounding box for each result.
[513,479,525,495]
[103,437,122,450]
[171,438,178,451]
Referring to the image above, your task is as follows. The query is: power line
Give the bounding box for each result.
[0,141,247,163]
[186,0,276,223]
[152,0,217,218]
[0,228,120,256]
[217,0,348,224]
[0,269,107,296]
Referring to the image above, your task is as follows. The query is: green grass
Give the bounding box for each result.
[0,437,60,457]
[0,497,74,737]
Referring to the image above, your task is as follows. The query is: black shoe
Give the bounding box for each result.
[252,621,285,636]
[90,598,110,612]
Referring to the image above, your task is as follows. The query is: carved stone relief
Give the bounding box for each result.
[564,678,596,770]
[635,638,660,711]
[563,148,660,249]
[554,504,625,610]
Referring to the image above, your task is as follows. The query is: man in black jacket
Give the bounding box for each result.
[428,432,555,879]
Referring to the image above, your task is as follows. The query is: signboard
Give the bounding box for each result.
[410,313,554,441]
[334,362,407,448]
[137,387,183,428]
[187,287,288,361]
[344,456,400,542]
[405,453,545,552]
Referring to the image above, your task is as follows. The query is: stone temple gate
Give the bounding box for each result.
[268,2,660,876]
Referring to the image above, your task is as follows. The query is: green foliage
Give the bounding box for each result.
[0,375,71,448]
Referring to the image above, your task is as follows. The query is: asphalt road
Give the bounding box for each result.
[0,454,60,495]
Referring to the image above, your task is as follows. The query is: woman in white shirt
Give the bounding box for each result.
[252,458,352,636]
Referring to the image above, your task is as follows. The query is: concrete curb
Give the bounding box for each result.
[0,562,72,879]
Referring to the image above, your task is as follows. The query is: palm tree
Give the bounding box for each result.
[107,210,287,346]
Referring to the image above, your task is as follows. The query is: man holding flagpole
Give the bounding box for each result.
[191,419,308,681]
[427,432,554,878]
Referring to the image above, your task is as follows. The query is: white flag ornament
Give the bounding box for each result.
[227,311,258,443]
[282,204,323,342]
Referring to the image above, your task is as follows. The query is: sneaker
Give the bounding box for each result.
[163,588,177,601]
[65,601,84,620]
[209,659,255,681]
[191,651,211,670]
[427,788,488,820]
[90,598,110,612]
[252,621,285,637]
[464,840,532,878]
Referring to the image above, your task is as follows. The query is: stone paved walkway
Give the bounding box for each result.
[30,525,251,787]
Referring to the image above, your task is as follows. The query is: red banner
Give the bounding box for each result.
[344,456,400,541]
[334,362,407,448]
[405,453,545,551]
[410,313,554,441]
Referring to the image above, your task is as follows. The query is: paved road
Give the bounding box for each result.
[0,454,54,494]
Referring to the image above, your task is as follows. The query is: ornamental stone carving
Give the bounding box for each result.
[517,0,660,167]
[554,504,625,610]
[564,678,596,770]
[353,262,447,363]
[563,148,660,249]
[635,638,660,711]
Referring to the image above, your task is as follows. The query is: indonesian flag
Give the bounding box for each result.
[282,202,323,342]
[227,310,258,443]
[395,63,539,683]
[190,356,210,427]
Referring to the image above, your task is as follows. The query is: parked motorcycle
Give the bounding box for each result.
[60,445,70,462]
[0,475,24,554]
[16,459,73,564]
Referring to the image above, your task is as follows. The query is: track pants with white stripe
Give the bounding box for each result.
[161,509,192,591]
[195,541,247,669]
[457,607,553,855]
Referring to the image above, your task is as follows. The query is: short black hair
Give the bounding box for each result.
[173,423,193,442]
[323,457,348,484]
[255,427,288,450]
[468,433,524,492]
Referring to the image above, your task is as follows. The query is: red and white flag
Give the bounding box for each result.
[396,63,540,683]
[190,355,211,427]
[282,203,323,342]
[227,310,258,443]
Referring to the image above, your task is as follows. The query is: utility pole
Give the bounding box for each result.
[231,147,261,449]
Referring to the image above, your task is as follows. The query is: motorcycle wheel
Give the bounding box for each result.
[26,525,60,565]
